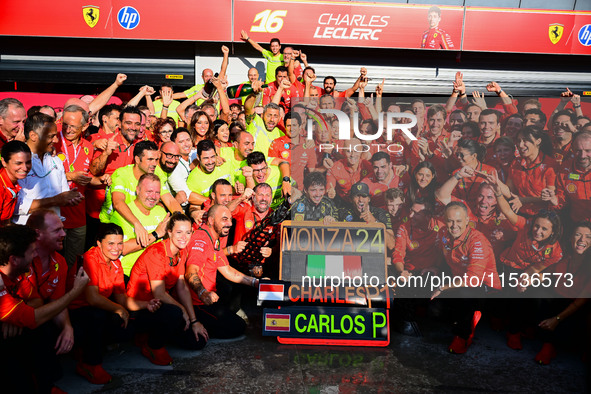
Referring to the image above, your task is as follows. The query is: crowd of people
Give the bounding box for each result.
[0,35,590,392]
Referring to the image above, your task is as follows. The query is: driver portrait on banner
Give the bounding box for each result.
[421,5,455,49]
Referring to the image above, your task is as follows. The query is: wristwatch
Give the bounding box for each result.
[151,231,160,241]
[282,176,291,183]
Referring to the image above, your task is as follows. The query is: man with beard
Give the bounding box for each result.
[363,152,400,210]
[551,110,576,165]
[110,173,170,275]
[27,210,75,358]
[217,130,255,186]
[339,182,394,250]
[245,84,285,156]
[187,139,232,207]
[88,106,141,248]
[100,141,181,248]
[15,113,84,225]
[322,70,365,98]
[200,179,253,217]
[552,131,591,223]
[158,141,181,183]
[292,172,338,223]
[231,183,274,274]
[184,205,259,339]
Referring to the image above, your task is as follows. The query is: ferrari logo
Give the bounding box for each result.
[83,6,100,28]
[549,23,563,44]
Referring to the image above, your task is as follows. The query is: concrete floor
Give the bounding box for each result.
[55,307,589,394]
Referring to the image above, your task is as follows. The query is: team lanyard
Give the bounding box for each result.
[166,240,184,267]
[445,228,471,252]
[198,226,220,251]
[31,157,58,179]
[60,131,83,172]
[521,152,545,172]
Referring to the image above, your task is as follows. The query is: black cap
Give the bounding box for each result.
[350,182,370,197]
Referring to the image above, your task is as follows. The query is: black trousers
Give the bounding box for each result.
[70,306,133,365]
[194,303,246,339]
[129,303,184,350]
[440,287,487,339]
[0,322,61,394]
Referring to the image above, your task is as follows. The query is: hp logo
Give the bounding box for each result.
[117,6,140,30]
[578,24,591,46]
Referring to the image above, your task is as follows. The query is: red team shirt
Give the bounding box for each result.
[551,253,591,299]
[392,218,445,272]
[126,241,188,302]
[186,225,228,305]
[421,27,455,49]
[327,159,373,202]
[499,216,563,271]
[0,168,21,223]
[451,163,498,211]
[86,130,136,219]
[231,202,274,245]
[508,153,557,217]
[268,135,291,161]
[362,173,400,210]
[441,226,501,289]
[31,252,67,302]
[0,269,39,328]
[475,214,518,258]
[410,133,453,180]
[554,159,591,222]
[70,246,126,309]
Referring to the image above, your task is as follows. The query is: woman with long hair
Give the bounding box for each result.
[407,161,438,207]
[535,221,591,364]
[126,213,208,365]
[189,110,212,145]
[490,177,563,351]
[507,126,556,217]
